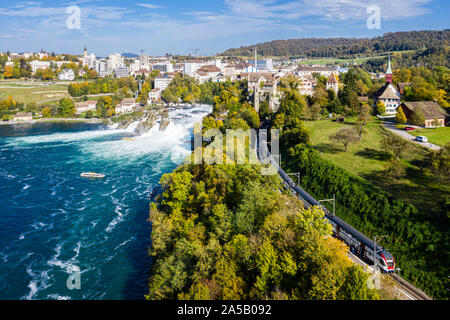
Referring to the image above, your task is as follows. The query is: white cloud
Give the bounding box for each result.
[223,0,432,21]
[136,3,165,9]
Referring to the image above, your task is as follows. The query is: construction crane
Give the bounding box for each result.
[189,48,200,58]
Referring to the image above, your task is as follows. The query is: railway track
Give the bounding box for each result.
[256,126,432,300]
[390,273,432,300]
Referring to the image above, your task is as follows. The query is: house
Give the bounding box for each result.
[183,60,207,76]
[222,64,236,77]
[115,98,137,115]
[298,76,317,96]
[358,96,369,104]
[148,88,162,103]
[326,73,339,94]
[115,65,129,78]
[195,65,221,83]
[154,76,173,91]
[374,82,401,115]
[58,69,75,81]
[295,66,337,78]
[30,60,50,73]
[240,72,275,92]
[75,100,97,114]
[400,101,448,128]
[13,112,33,122]
[397,82,411,95]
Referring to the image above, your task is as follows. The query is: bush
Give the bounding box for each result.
[85,110,94,119]
[283,146,447,299]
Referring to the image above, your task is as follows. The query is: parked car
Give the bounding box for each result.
[415,136,428,143]
[405,126,415,131]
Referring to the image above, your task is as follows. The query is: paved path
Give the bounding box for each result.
[383,122,442,151]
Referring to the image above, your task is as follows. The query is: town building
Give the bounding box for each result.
[139,54,150,66]
[256,59,274,71]
[30,60,50,73]
[374,83,401,115]
[108,53,123,71]
[183,60,207,76]
[13,112,33,122]
[58,69,75,81]
[75,100,97,114]
[401,101,448,128]
[194,65,221,83]
[295,66,337,78]
[148,88,162,103]
[154,76,174,90]
[152,61,173,73]
[374,56,401,115]
[115,65,129,78]
[298,76,317,96]
[385,56,393,84]
[115,98,137,115]
[326,73,339,94]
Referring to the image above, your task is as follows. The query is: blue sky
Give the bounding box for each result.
[0,0,448,56]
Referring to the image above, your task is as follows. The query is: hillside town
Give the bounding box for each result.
[1,47,448,128]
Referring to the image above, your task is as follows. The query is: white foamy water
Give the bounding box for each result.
[1,104,212,300]
[79,105,212,162]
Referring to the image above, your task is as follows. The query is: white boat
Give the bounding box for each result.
[81,172,105,178]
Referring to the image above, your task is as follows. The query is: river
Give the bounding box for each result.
[0,105,211,300]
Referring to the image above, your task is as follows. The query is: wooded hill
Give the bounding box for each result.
[222,30,449,58]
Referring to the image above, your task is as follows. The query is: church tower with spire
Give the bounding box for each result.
[385,54,393,84]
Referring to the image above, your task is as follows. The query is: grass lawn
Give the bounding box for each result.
[0,83,70,105]
[299,56,385,66]
[409,126,450,147]
[302,118,449,217]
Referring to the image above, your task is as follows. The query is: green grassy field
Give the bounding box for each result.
[299,56,385,66]
[298,50,418,66]
[409,126,450,147]
[303,118,449,216]
[0,83,70,105]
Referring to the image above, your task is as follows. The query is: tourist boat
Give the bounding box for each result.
[80,172,105,178]
[122,137,134,141]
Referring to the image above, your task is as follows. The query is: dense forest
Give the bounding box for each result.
[361,46,450,71]
[280,146,449,299]
[222,30,449,58]
[146,82,379,299]
[264,75,449,299]
[161,74,248,105]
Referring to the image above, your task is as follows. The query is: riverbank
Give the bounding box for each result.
[0,118,104,126]
[0,104,212,300]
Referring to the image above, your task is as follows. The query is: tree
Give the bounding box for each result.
[57,98,75,118]
[42,68,55,81]
[358,104,372,125]
[431,118,440,128]
[42,106,52,118]
[310,102,322,121]
[410,106,425,126]
[426,142,450,179]
[384,158,406,181]
[272,113,285,129]
[85,110,94,119]
[3,66,13,79]
[395,106,407,124]
[329,127,359,152]
[381,134,409,161]
[376,100,386,116]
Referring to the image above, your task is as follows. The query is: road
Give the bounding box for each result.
[256,123,432,300]
[383,122,442,151]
